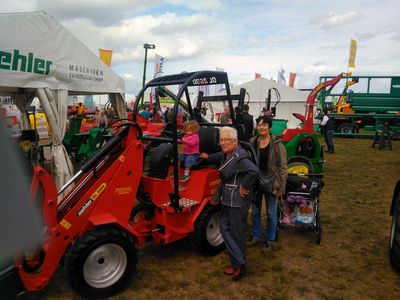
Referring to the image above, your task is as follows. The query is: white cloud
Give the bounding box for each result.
[120,73,137,80]
[320,11,361,28]
[0,0,37,11]
[167,0,222,11]
[61,12,223,65]
[35,0,161,26]
[390,31,400,42]
[1,0,399,94]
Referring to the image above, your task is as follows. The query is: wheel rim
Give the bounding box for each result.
[83,243,127,288]
[206,211,223,246]
[341,125,352,133]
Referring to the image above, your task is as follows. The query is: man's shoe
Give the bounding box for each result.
[223,266,235,275]
[247,237,261,246]
[232,265,246,281]
[179,174,190,182]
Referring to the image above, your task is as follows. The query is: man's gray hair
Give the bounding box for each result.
[220,126,238,141]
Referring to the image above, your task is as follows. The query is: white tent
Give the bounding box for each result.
[215,77,309,128]
[0,11,126,191]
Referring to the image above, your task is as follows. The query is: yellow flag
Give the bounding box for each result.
[348,39,357,68]
[99,48,112,67]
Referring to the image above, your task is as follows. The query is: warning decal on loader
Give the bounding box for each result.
[91,183,107,201]
[60,219,71,230]
[115,187,133,195]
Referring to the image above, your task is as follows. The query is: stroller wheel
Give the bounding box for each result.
[315,211,322,245]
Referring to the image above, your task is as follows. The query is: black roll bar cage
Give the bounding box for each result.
[132,70,246,212]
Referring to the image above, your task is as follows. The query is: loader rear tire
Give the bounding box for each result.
[191,204,225,255]
[390,190,400,271]
[64,227,137,298]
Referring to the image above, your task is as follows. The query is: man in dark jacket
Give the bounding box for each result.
[242,104,255,142]
[201,127,259,281]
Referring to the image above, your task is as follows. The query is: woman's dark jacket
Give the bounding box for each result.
[208,147,259,208]
[250,134,288,196]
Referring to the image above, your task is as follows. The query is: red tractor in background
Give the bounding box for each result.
[0,71,255,299]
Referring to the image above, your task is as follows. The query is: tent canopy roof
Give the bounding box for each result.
[0,11,124,95]
[230,77,308,103]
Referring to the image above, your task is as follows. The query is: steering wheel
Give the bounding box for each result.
[109,118,143,139]
[161,124,183,139]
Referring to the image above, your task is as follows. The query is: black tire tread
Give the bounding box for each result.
[190,204,225,255]
[390,191,400,270]
[64,227,137,299]
[337,123,354,134]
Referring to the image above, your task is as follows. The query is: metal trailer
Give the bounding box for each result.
[317,75,400,138]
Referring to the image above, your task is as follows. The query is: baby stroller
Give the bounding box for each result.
[277,173,324,244]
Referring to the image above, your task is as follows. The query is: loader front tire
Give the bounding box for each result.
[191,204,225,255]
[64,227,137,298]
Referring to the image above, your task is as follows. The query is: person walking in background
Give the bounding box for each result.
[176,120,200,182]
[242,104,256,142]
[95,110,108,129]
[106,107,115,124]
[249,115,288,252]
[219,106,232,124]
[200,127,259,281]
[321,109,335,153]
[164,106,171,122]
[139,106,151,120]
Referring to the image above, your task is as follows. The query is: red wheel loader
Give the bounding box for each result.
[0,70,255,299]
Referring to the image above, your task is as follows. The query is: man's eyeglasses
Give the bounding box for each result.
[220,138,234,143]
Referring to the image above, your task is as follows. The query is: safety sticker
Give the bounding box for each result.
[91,183,107,201]
[60,219,71,230]
[115,186,133,195]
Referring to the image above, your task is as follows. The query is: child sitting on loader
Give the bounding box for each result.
[176,120,200,182]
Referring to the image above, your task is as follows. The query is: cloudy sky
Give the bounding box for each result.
[1,0,399,99]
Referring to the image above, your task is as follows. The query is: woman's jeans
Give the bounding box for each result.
[251,192,277,243]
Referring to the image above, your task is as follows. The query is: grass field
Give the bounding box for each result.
[25,137,400,300]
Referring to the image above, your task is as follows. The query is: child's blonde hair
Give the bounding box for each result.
[183,120,200,133]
